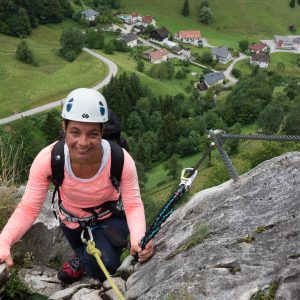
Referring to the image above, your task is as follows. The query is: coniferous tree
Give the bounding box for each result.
[290,0,296,7]
[181,0,190,17]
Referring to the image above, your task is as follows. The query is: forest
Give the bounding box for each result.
[1,68,299,190]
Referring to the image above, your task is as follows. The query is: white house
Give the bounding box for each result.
[82,9,99,23]
[144,48,169,64]
[141,15,156,27]
[175,30,201,46]
[211,46,231,64]
[250,53,269,68]
[119,32,138,48]
[273,35,294,50]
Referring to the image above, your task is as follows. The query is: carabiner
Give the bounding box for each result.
[81,226,93,245]
[180,168,198,189]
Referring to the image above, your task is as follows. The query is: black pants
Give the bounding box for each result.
[60,216,129,281]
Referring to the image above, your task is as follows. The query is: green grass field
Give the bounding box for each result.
[0,21,108,118]
[269,52,300,76]
[233,53,300,78]
[122,0,300,48]
[96,49,202,97]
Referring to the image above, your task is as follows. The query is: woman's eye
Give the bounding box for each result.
[89,133,99,138]
[70,131,79,136]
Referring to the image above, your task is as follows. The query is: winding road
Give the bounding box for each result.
[0,48,117,125]
[2,31,299,126]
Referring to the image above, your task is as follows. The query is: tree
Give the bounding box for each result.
[200,0,209,9]
[290,0,296,7]
[60,27,85,61]
[288,24,296,33]
[198,7,213,25]
[164,154,182,179]
[10,7,32,37]
[201,51,213,65]
[282,102,300,135]
[181,0,190,17]
[224,123,241,155]
[137,60,145,72]
[104,41,115,54]
[238,40,249,52]
[113,39,128,52]
[256,104,284,133]
[16,40,34,65]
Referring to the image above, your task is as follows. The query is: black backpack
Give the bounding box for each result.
[48,109,127,222]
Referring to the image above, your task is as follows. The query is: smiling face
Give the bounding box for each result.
[64,120,103,164]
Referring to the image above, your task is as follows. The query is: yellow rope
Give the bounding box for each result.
[86,240,125,300]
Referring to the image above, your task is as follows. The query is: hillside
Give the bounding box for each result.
[0,22,108,118]
[122,0,300,47]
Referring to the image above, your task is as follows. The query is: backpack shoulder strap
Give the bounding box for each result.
[108,140,124,191]
[49,138,65,187]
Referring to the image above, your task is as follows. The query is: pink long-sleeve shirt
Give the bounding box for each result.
[0,140,146,262]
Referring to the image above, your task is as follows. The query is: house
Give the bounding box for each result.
[197,81,208,91]
[211,46,231,64]
[172,46,184,55]
[250,53,269,68]
[163,40,179,49]
[203,72,225,87]
[175,30,201,45]
[119,33,138,48]
[141,15,156,27]
[150,27,170,42]
[293,37,300,44]
[248,42,268,54]
[133,24,147,34]
[144,48,169,64]
[171,46,191,59]
[273,35,294,49]
[82,9,99,23]
[129,12,140,24]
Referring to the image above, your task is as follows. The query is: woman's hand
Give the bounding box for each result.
[130,239,155,262]
[0,253,14,271]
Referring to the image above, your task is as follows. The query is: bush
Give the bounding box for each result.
[16,40,35,65]
[61,49,77,62]
[232,68,242,78]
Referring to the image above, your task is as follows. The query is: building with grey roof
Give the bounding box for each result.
[211,46,231,64]
[203,72,225,87]
[119,32,138,47]
[82,9,99,22]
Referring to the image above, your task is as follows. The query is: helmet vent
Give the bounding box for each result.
[100,107,105,116]
[66,98,74,112]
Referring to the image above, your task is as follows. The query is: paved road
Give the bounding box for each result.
[0,48,118,125]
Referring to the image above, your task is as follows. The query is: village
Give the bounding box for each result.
[82,8,300,91]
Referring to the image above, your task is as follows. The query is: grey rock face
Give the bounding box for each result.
[125,152,300,299]
[13,151,300,299]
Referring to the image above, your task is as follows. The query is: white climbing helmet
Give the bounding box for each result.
[61,88,109,123]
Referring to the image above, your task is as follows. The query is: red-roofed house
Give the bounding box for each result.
[141,15,156,27]
[175,30,201,45]
[248,43,269,54]
[144,48,169,64]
